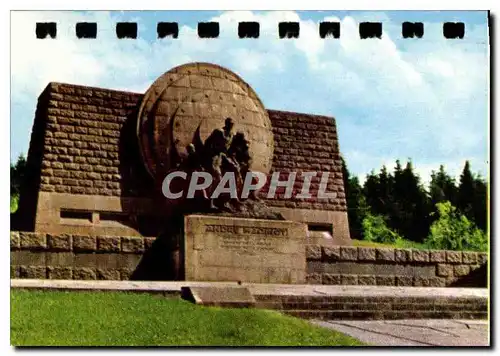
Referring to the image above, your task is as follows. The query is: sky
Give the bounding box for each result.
[10,10,489,184]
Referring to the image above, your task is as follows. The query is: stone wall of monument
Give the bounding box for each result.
[10,231,155,280]
[265,110,346,211]
[28,83,144,198]
[18,82,346,214]
[11,231,487,287]
[305,245,488,287]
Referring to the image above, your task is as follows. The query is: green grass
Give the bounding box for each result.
[11,290,364,347]
[352,239,429,250]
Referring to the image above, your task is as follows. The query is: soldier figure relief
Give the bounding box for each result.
[179,117,255,212]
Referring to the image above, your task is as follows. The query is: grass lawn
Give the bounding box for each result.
[11,289,364,347]
[352,239,429,250]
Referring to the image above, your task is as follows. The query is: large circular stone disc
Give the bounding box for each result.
[137,63,274,180]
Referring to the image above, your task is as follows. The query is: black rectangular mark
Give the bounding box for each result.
[157,22,179,39]
[198,22,219,38]
[76,22,97,39]
[36,22,57,39]
[319,22,340,38]
[359,22,382,39]
[443,22,465,39]
[116,22,137,39]
[279,22,300,38]
[308,223,333,235]
[60,209,92,222]
[402,22,424,38]
[238,21,259,38]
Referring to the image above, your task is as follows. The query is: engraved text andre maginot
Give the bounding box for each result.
[204,224,289,237]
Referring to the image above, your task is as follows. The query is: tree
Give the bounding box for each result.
[457,161,487,231]
[472,175,487,231]
[393,161,431,242]
[363,170,380,214]
[389,160,405,233]
[342,157,369,239]
[425,201,487,252]
[10,154,27,197]
[362,212,402,244]
[377,165,395,217]
[429,165,458,210]
[458,161,475,219]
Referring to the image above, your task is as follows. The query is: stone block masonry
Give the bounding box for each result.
[11,231,487,287]
[305,246,488,288]
[265,110,346,212]
[38,83,143,197]
[11,231,154,280]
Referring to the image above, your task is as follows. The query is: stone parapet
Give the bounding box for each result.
[11,231,154,281]
[305,245,488,288]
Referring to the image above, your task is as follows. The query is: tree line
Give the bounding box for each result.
[342,158,488,245]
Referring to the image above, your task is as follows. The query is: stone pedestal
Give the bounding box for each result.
[184,215,307,284]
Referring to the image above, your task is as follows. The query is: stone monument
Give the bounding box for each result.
[13,62,351,283]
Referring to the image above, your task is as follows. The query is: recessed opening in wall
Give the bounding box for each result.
[308,223,333,239]
[60,209,92,224]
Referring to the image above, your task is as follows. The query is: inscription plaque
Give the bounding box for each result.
[219,235,274,254]
[184,215,306,284]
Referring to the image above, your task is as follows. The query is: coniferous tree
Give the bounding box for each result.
[347,176,368,239]
[377,165,395,218]
[458,161,476,220]
[10,154,27,196]
[390,160,405,233]
[429,165,458,208]
[363,170,380,215]
[472,174,487,231]
[396,161,431,242]
[341,157,368,239]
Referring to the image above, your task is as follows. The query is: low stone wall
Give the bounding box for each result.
[10,231,153,280]
[10,231,488,287]
[305,245,488,287]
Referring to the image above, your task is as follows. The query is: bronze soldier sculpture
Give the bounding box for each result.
[179,117,260,212]
[201,118,239,210]
[203,118,239,178]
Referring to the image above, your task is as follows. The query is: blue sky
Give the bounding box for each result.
[10,10,489,183]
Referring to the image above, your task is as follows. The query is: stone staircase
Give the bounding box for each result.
[253,294,487,320]
[177,284,489,320]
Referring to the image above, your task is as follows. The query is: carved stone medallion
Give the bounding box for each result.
[137,62,274,180]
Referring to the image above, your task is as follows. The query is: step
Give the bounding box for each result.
[11,279,488,320]
[256,300,487,312]
[283,310,488,320]
[253,290,487,320]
